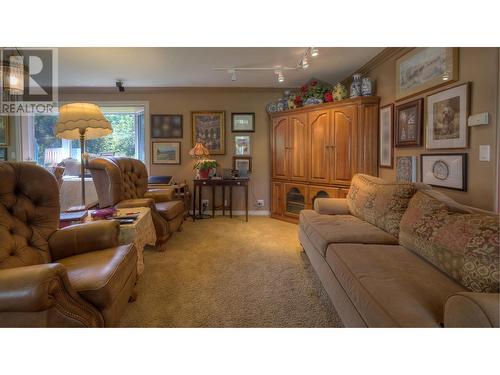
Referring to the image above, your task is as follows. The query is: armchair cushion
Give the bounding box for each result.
[444,292,500,327]
[58,244,136,309]
[115,198,156,210]
[156,200,185,221]
[49,221,120,261]
[144,188,175,202]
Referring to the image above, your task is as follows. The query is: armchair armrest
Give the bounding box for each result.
[314,198,350,215]
[0,264,103,327]
[444,292,500,328]
[144,188,175,203]
[116,198,156,210]
[49,220,120,261]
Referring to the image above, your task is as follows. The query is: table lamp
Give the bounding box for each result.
[55,103,112,206]
[189,142,210,179]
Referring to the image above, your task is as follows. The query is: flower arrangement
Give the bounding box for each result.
[193,159,217,170]
[293,80,332,107]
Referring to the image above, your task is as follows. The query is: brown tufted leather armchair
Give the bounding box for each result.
[88,157,184,246]
[0,162,137,327]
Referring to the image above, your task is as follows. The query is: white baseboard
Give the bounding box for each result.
[189,210,270,217]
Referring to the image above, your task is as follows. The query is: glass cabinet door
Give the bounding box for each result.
[284,184,307,217]
[311,190,330,208]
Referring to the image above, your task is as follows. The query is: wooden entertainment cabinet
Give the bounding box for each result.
[270,96,380,223]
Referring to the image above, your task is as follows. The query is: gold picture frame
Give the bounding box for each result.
[0,116,10,146]
[191,111,225,155]
[396,47,459,101]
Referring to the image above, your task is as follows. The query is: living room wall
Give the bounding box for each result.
[353,47,499,211]
[60,88,283,212]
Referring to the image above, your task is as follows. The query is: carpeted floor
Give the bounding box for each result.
[119,216,343,327]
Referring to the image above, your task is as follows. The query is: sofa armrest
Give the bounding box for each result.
[116,198,156,210]
[444,292,500,328]
[314,198,350,215]
[144,188,175,203]
[0,264,103,327]
[49,220,120,261]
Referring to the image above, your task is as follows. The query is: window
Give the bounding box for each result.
[27,106,146,170]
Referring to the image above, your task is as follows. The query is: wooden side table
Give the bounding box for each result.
[192,178,249,222]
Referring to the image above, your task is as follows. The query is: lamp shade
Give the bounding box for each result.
[55,103,112,140]
[189,142,210,158]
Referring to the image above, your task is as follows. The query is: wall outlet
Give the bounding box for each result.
[256,199,264,207]
[224,200,228,207]
[202,200,209,209]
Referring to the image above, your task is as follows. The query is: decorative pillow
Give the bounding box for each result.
[399,191,499,293]
[347,174,415,238]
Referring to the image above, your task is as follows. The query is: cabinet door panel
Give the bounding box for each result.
[289,113,308,181]
[308,110,330,184]
[271,181,284,216]
[272,116,289,179]
[331,106,356,184]
[283,183,308,218]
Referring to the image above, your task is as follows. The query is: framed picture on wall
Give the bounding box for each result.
[379,104,394,168]
[395,99,423,147]
[231,113,255,132]
[0,147,7,161]
[426,83,469,149]
[421,153,467,191]
[151,114,183,138]
[233,156,252,172]
[0,116,9,146]
[152,142,181,165]
[191,111,225,155]
[395,47,459,100]
[234,135,251,156]
[396,156,417,182]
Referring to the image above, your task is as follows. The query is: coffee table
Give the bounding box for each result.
[86,207,156,276]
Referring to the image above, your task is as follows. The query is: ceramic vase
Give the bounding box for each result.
[361,77,373,96]
[350,73,362,98]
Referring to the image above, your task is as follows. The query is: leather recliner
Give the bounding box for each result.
[0,162,137,327]
[88,157,184,247]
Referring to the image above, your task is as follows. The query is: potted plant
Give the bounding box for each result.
[194,159,217,179]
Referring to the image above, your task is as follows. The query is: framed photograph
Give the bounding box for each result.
[0,116,10,146]
[396,156,417,183]
[152,142,181,165]
[395,99,423,147]
[396,47,459,100]
[191,111,225,155]
[426,83,469,149]
[151,114,183,138]
[231,113,255,132]
[0,147,7,161]
[234,135,251,156]
[379,104,394,168]
[233,156,252,172]
[421,153,467,191]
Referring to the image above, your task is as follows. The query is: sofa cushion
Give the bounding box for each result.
[299,210,399,257]
[347,174,414,238]
[156,200,185,221]
[399,190,499,293]
[59,244,137,308]
[326,243,466,327]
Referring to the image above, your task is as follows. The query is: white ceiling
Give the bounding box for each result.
[58,47,384,88]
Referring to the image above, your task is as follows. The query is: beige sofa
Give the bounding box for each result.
[299,174,499,327]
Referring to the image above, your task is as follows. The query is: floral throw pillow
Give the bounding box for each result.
[347,174,415,238]
[399,191,499,293]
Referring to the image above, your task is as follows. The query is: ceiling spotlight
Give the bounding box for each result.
[311,47,319,57]
[275,70,284,83]
[302,57,309,69]
[228,69,237,81]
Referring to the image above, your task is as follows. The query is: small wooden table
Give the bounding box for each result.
[192,178,249,222]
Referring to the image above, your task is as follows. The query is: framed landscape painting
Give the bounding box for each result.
[0,116,9,146]
[421,153,467,191]
[396,156,417,183]
[191,111,225,155]
[151,114,183,138]
[152,142,181,164]
[426,83,469,149]
[233,156,252,172]
[379,104,394,168]
[395,99,423,147]
[232,113,255,132]
[396,47,458,100]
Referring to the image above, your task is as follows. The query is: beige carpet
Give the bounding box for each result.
[119,216,343,327]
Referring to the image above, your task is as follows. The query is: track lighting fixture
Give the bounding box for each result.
[311,47,319,57]
[301,57,309,69]
[115,80,125,92]
[275,70,284,83]
[228,69,237,81]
